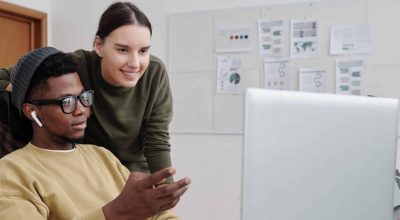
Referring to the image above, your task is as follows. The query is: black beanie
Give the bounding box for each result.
[11,47,62,115]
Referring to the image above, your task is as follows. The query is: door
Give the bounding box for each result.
[0,1,47,67]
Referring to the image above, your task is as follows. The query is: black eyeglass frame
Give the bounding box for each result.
[28,90,94,114]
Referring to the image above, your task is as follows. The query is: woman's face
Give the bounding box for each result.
[95,24,151,87]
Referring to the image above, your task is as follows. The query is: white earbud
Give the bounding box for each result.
[31,111,43,127]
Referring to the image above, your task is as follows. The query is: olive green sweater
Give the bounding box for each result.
[0,50,173,178]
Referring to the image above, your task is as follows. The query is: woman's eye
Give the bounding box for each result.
[117,48,128,53]
[139,49,148,55]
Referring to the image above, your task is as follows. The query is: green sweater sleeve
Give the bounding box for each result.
[143,59,173,182]
[0,67,11,91]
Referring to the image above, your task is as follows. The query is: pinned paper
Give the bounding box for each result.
[299,69,327,93]
[290,19,318,59]
[336,59,364,96]
[217,56,242,94]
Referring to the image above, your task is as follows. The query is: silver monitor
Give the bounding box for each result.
[242,88,398,220]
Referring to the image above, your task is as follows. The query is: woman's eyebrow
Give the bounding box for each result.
[114,43,129,48]
[141,45,151,50]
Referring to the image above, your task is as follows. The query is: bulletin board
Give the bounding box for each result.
[167,0,400,134]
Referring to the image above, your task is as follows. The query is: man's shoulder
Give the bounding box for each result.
[0,145,30,172]
[1,145,28,160]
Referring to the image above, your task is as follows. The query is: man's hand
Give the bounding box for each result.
[103,167,191,220]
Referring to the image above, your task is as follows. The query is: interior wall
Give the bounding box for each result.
[49,0,330,64]
[49,0,99,52]
[49,0,169,61]
[2,0,50,13]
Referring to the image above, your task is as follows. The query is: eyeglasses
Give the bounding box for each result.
[28,90,94,114]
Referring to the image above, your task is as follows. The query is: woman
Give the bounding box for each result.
[0,2,174,181]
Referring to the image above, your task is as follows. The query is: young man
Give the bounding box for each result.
[0,47,191,220]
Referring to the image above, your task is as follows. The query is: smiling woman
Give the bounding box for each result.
[94,24,151,87]
[0,2,175,182]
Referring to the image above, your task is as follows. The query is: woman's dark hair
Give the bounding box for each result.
[95,1,152,40]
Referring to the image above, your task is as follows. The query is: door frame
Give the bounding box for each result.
[0,1,47,47]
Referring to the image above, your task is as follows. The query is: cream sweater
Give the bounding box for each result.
[0,143,177,220]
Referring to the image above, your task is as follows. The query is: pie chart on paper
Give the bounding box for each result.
[229,72,240,84]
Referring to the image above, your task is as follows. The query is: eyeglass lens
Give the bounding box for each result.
[61,91,93,113]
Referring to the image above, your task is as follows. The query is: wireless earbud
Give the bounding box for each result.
[31,111,43,127]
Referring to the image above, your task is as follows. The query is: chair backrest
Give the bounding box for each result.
[0,121,23,157]
[0,91,30,157]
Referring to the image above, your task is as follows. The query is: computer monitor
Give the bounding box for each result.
[242,88,398,220]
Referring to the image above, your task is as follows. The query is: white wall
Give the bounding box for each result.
[166,0,331,12]
[49,0,170,59]
[3,0,50,11]
[50,0,99,52]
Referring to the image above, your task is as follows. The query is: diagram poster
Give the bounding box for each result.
[217,55,242,94]
[336,59,364,96]
[264,59,290,90]
[258,19,284,58]
[290,19,318,59]
[299,69,327,93]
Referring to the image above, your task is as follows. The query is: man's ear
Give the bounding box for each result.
[93,36,103,57]
[22,103,37,121]
[22,103,43,127]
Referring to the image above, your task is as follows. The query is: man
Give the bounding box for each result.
[0,47,191,219]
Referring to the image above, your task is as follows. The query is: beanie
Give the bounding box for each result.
[11,47,62,115]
